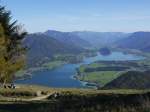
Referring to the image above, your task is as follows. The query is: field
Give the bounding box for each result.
[42,61,66,69]
[77,60,150,88]
[79,71,120,87]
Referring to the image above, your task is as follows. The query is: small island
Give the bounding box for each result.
[99,47,111,55]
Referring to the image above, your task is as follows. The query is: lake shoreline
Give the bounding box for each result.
[15,52,98,82]
[73,49,148,89]
[16,50,147,88]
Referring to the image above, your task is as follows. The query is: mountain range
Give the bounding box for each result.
[116,32,150,52]
[24,33,86,67]
[24,30,150,67]
[45,30,91,48]
[72,31,130,47]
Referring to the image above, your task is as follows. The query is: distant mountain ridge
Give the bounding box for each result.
[72,31,130,47]
[24,30,150,67]
[116,31,150,52]
[45,30,92,48]
[24,33,85,67]
[45,30,130,48]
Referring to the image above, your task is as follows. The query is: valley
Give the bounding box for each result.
[15,51,146,88]
[1,1,150,112]
[14,30,150,90]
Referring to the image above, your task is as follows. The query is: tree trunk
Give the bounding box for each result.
[3,79,7,88]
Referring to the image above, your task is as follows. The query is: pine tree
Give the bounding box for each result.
[0,5,27,86]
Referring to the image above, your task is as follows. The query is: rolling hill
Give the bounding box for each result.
[103,71,150,89]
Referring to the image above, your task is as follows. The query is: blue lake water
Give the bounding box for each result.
[16,52,145,88]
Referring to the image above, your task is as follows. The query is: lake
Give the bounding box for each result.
[16,51,145,88]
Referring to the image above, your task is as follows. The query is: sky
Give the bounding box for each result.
[1,0,150,33]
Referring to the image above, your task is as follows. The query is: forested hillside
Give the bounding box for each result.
[24,33,86,67]
[45,30,91,48]
[73,31,129,47]
[116,32,150,52]
[103,71,150,89]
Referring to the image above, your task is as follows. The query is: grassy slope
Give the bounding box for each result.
[103,71,150,89]
[0,85,148,99]
[81,71,120,86]
[77,62,124,87]
[77,58,150,88]
[0,85,149,101]
[0,85,150,112]
[42,61,66,69]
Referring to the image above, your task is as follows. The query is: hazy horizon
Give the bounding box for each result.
[2,0,150,33]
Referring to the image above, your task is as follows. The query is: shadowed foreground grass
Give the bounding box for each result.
[0,85,150,112]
